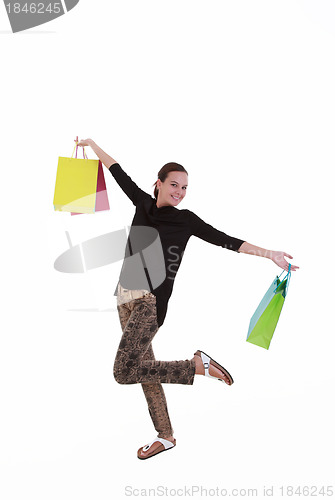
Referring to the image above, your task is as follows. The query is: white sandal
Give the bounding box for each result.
[194,349,234,385]
[137,437,176,460]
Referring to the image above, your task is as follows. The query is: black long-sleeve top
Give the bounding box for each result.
[109,163,245,327]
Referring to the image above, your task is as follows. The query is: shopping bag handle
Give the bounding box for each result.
[274,263,291,295]
[71,136,88,160]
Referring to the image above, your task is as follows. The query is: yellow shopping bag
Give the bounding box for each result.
[53,143,99,214]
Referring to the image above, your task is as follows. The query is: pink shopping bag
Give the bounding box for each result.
[71,155,110,215]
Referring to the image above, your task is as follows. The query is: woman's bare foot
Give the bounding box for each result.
[138,435,176,459]
[193,353,231,384]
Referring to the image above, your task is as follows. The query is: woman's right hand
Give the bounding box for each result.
[76,138,93,147]
[75,140,118,169]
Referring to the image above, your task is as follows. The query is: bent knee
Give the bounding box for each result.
[113,363,134,384]
[113,356,141,384]
[113,367,127,385]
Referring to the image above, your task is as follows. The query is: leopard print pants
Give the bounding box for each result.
[114,284,196,438]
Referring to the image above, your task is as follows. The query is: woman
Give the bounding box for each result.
[77,138,299,460]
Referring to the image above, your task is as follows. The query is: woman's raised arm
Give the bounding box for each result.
[77,138,117,169]
[77,138,151,206]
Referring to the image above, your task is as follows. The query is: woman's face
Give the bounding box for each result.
[156,171,188,207]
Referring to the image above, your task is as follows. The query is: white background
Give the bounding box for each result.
[0,1,334,498]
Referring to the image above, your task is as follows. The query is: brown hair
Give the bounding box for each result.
[152,162,188,199]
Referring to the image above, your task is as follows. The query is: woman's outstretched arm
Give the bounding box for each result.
[77,138,117,169]
[238,242,299,272]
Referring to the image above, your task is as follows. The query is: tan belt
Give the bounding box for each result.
[117,283,151,306]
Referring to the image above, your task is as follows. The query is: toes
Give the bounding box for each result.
[218,371,230,384]
[138,447,150,458]
[138,442,160,458]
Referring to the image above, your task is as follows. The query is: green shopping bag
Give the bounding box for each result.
[246,264,291,349]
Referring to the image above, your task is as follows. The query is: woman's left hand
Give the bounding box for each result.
[270,251,299,272]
